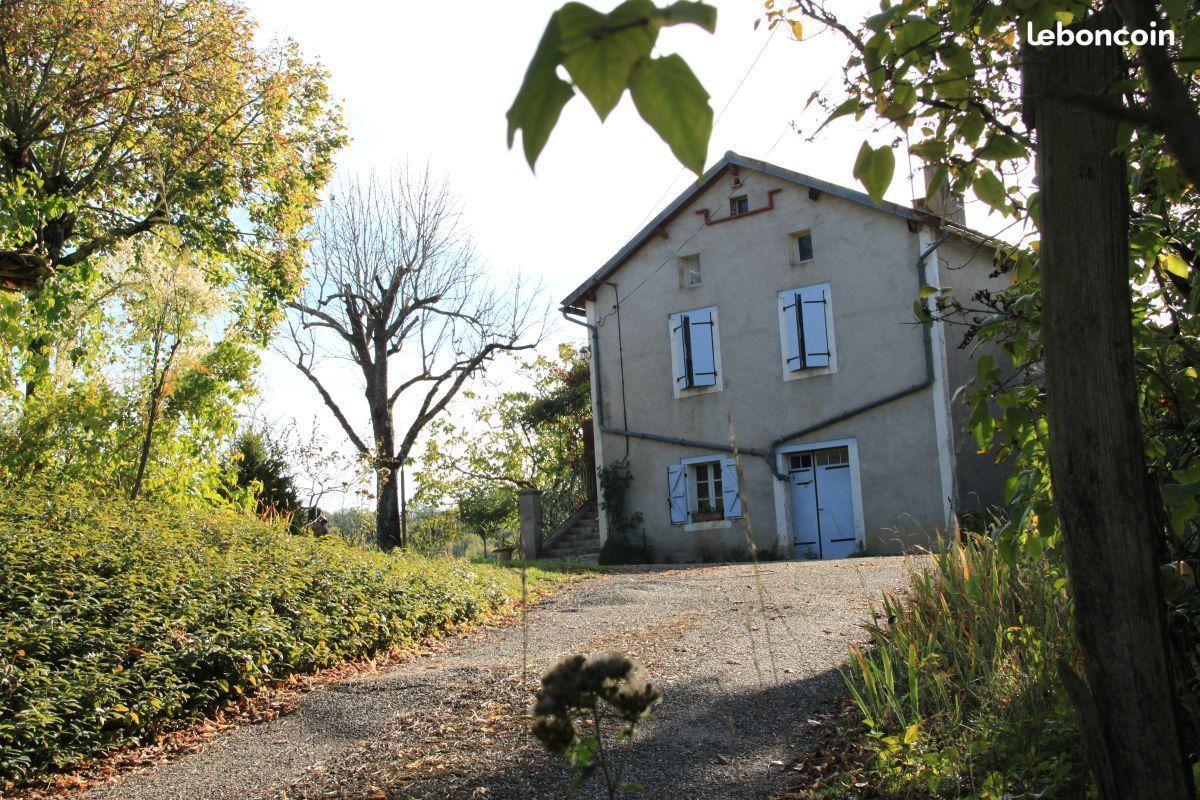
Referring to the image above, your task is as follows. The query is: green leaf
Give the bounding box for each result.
[908,140,947,161]
[558,2,656,120]
[1162,480,1200,506]
[815,97,864,135]
[904,722,920,744]
[853,142,895,203]
[1162,251,1190,278]
[506,17,575,169]
[972,169,1007,211]
[629,54,713,175]
[976,133,1026,162]
[657,0,718,32]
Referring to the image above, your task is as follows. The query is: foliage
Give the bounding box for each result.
[416,345,591,543]
[532,652,663,798]
[0,240,256,501]
[508,1,717,173]
[230,430,303,523]
[0,0,343,327]
[597,460,649,565]
[838,538,1085,799]
[0,487,565,786]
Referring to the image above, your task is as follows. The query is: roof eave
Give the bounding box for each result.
[559,151,994,309]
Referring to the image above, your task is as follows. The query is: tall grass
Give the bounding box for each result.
[842,536,1086,797]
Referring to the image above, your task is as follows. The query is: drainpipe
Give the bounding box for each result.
[562,229,952,481]
[561,306,604,428]
[561,306,772,458]
[764,231,951,479]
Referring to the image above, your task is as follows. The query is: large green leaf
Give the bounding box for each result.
[506,18,576,169]
[853,141,895,203]
[629,54,713,175]
[976,132,1026,162]
[558,2,656,120]
[656,0,717,32]
[972,168,1008,211]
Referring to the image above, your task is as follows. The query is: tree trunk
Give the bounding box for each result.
[1024,11,1191,798]
[372,394,402,551]
[130,394,160,501]
[375,459,402,551]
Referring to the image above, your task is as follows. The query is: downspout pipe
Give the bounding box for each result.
[563,228,950,481]
[561,305,772,458]
[561,306,604,428]
[763,231,951,479]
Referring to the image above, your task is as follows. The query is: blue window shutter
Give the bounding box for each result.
[781,292,803,371]
[799,287,831,368]
[688,309,718,386]
[668,464,688,524]
[670,312,689,389]
[721,457,743,519]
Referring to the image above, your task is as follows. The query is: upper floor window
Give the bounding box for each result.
[778,283,836,377]
[790,230,815,265]
[668,306,721,396]
[679,254,701,287]
[729,195,749,216]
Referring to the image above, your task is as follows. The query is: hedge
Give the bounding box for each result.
[0,490,531,783]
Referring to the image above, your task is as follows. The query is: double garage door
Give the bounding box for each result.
[789,446,858,559]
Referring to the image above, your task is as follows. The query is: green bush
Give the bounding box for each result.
[0,489,531,784]
[841,537,1087,798]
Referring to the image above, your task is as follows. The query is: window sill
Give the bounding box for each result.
[674,383,723,399]
[783,364,837,382]
[684,518,734,532]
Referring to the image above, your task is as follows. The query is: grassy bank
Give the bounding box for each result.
[0,490,586,785]
[788,537,1088,799]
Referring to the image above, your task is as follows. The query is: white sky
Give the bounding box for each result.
[245,0,1010,507]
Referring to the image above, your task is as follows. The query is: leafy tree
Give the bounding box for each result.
[0,238,255,500]
[0,0,343,390]
[122,240,225,499]
[414,345,590,538]
[230,430,302,521]
[513,2,1200,796]
[280,169,544,551]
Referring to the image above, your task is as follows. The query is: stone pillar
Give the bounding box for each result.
[518,489,542,560]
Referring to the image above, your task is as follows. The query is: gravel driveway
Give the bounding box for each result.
[85,558,916,800]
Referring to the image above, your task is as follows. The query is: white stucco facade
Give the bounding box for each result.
[563,153,1008,562]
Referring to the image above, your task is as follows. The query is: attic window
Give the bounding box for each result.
[791,230,815,265]
[729,195,749,216]
[679,254,701,287]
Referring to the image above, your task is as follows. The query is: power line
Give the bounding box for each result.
[631,22,783,233]
[598,68,843,319]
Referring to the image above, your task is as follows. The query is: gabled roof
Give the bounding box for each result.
[561,151,944,310]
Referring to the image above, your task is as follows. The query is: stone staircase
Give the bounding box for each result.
[541,502,601,563]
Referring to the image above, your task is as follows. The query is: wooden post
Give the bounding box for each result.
[518,489,542,560]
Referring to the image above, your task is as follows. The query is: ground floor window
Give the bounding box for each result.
[691,460,724,519]
[668,456,743,524]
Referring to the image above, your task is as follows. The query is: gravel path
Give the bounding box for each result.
[85,558,916,800]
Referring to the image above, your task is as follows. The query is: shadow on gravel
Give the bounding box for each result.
[398,665,847,800]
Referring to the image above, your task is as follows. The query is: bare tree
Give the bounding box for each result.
[281,168,544,550]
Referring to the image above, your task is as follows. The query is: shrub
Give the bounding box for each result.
[841,537,1087,798]
[597,461,649,565]
[0,488,531,785]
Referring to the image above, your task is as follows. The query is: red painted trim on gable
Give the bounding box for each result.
[694,188,782,225]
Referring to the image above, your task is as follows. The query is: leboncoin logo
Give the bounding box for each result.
[1025,20,1175,47]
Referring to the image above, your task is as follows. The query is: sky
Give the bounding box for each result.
[244,0,1007,508]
